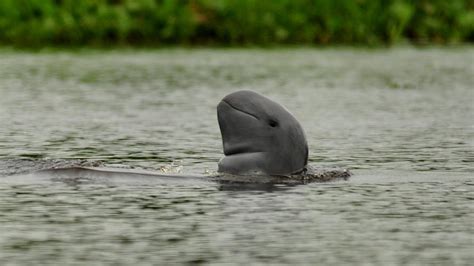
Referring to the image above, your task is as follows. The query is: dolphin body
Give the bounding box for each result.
[6,90,350,185]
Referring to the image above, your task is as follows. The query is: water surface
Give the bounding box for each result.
[0,48,473,265]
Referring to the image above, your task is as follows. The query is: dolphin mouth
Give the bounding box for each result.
[224,143,262,156]
[221,100,260,121]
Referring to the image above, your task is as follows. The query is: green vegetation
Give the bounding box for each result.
[0,0,472,46]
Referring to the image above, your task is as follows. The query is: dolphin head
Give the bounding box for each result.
[217,90,308,176]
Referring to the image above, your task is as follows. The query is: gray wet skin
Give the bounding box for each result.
[217,90,308,176]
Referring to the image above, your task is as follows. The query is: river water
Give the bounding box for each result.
[0,48,473,265]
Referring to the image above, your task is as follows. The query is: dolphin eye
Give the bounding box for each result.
[268,119,278,127]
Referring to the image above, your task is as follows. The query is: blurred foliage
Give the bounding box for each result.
[0,0,472,46]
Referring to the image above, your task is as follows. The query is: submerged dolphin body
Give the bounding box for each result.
[217,90,308,176]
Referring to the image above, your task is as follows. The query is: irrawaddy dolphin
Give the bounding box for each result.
[8,90,350,185]
[217,90,308,176]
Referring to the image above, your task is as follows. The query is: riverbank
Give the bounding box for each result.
[0,0,472,47]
